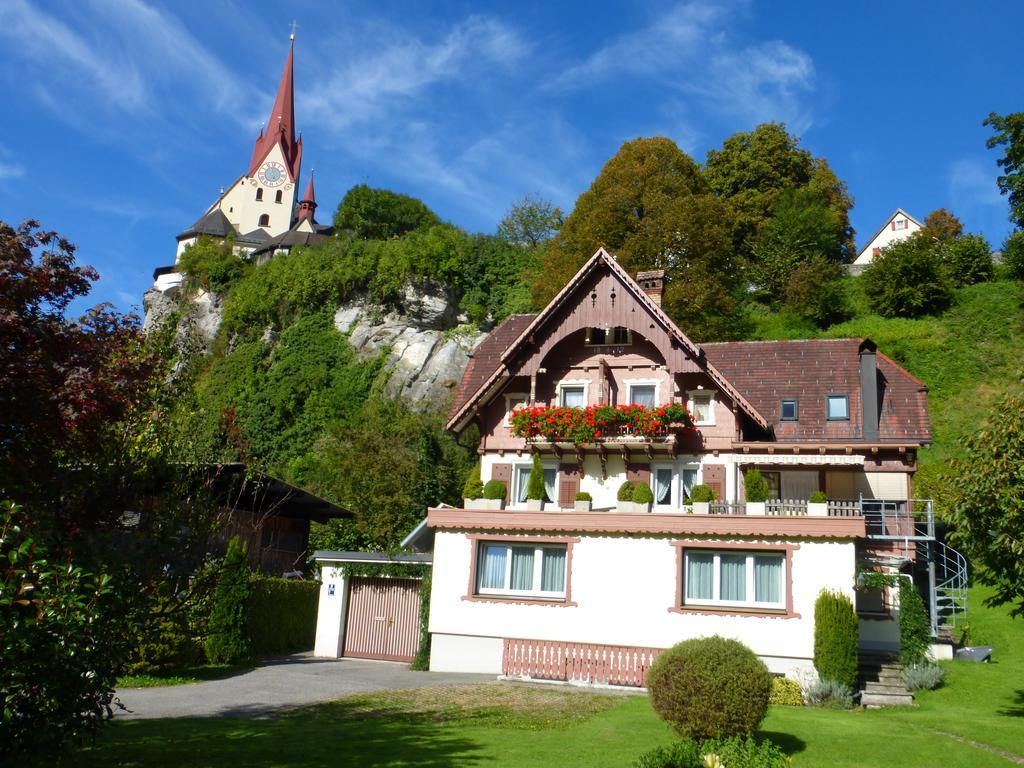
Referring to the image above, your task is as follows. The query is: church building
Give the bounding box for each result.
[152,35,331,294]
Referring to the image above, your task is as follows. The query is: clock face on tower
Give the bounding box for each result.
[257,161,287,187]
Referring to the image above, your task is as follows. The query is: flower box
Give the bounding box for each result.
[746,501,767,516]
[574,500,592,512]
[617,500,635,513]
[509,403,695,445]
[807,501,828,517]
[526,499,545,511]
[691,501,710,514]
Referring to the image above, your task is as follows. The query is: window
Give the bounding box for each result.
[258,213,271,227]
[513,463,557,504]
[652,464,699,508]
[761,471,780,500]
[780,398,798,421]
[628,384,657,407]
[477,542,567,598]
[585,327,631,346]
[255,188,263,201]
[688,389,715,425]
[827,394,849,420]
[558,383,587,408]
[275,190,283,204]
[871,247,881,258]
[683,550,785,609]
[504,393,528,426]
[893,218,907,231]
[653,467,673,506]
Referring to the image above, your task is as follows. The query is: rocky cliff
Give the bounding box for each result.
[143,278,483,413]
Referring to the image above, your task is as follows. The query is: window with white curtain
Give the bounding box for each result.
[654,467,673,506]
[559,385,586,408]
[628,384,657,407]
[683,550,785,609]
[651,464,700,508]
[513,463,557,504]
[688,389,715,425]
[477,542,567,597]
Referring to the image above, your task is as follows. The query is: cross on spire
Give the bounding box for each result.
[289,20,298,41]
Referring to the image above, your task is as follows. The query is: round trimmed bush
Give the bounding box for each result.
[632,482,655,504]
[574,491,592,502]
[482,479,507,500]
[647,636,772,740]
[617,480,635,501]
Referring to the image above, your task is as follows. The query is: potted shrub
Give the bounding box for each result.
[690,484,715,514]
[574,491,593,512]
[617,480,635,512]
[526,453,547,510]
[632,482,654,513]
[744,468,770,516]
[808,490,828,517]
[482,479,507,510]
[463,463,486,509]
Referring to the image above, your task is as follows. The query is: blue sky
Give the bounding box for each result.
[2,0,1020,315]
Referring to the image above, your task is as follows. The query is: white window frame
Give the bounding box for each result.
[557,379,590,409]
[682,550,786,610]
[650,461,701,510]
[688,388,716,426]
[504,392,529,426]
[625,378,661,407]
[511,461,559,507]
[476,542,568,599]
[827,394,849,421]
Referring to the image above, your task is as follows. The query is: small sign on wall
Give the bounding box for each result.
[327,584,336,597]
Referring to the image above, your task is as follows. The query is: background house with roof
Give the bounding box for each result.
[850,208,923,272]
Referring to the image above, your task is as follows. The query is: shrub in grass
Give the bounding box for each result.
[903,661,945,691]
[482,480,506,500]
[898,578,931,666]
[462,463,483,499]
[813,589,859,689]
[204,537,252,664]
[646,635,772,740]
[617,480,635,501]
[632,482,655,504]
[634,735,788,768]
[769,676,804,706]
[744,469,770,502]
[803,678,854,709]
[862,235,953,318]
[941,233,993,286]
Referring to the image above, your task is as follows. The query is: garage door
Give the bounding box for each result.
[343,576,422,662]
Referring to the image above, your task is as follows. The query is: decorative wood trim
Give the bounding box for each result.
[463,534,579,606]
[429,508,866,539]
[669,540,801,619]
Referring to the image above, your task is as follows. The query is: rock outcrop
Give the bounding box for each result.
[334,278,484,410]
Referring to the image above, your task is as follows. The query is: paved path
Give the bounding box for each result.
[114,654,496,720]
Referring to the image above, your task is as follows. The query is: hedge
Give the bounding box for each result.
[813,590,859,689]
[247,577,320,656]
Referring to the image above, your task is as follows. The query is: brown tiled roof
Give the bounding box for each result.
[701,339,931,443]
[447,314,536,422]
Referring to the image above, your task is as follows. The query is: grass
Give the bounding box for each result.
[75,586,1023,768]
[117,663,252,689]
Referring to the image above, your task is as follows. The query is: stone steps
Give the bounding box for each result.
[857,652,913,708]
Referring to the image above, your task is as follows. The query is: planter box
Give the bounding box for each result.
[526,499,545,511]
[617,500,635,513]
[691,501,710,514]
[464,498,488,510]
[633,501,652,514]
[574,500,593,512]
[746,501,767,516]
[479,498,505,510]
[807,501,828,517]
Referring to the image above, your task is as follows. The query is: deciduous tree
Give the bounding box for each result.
[920,207,964,243]
[497,194,563,248]
[333,184,441,240]
[984,111,1024,229]
[862,235,953,318]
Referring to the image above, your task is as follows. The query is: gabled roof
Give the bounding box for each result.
[445,248,770,432]
[177,208,236,241]
[857,207,923,258]
[250,218,333,256]
[702,339,930,443]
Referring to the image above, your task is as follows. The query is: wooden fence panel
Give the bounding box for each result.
[501,637,662,688]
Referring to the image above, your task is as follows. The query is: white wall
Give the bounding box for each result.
[429,530,857,675]
[313,565,349,658]
[854,213,922,265]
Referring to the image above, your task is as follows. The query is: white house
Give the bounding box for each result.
[397,248,963,687]
[853,208,923,266]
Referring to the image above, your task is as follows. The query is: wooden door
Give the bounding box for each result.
[343,577,422,662]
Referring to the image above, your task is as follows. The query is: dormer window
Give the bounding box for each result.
[585,327,631,346]
[258,214,270,227]
[827,394,849,421]
[780,398,798,421]
[255,188,263,201]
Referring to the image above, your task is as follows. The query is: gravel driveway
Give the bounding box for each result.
[114,654,496,720]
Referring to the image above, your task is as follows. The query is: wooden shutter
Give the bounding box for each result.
[626,462,651,485]
[702,464,725,501]
[491,463,512,503]
[558,464,581,509]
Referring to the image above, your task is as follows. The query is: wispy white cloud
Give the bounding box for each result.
[948,158,1005,209]
[0,161,24,180]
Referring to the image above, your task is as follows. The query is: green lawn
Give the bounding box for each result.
[117,663,253,689]
[75,586,1022,768]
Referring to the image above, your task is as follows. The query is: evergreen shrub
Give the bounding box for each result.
[646,635,772,740]
[247,578,319,656]
[482,480,506,500]
[769,676,805,706]
[634,734,788,768]
[744,469,770,502]
[1003,230,1024,279]
[527,453,546,501]
[809,490,827,503]
[689,484,715,502]
[617,481,635,501]
[941,234,993,286]
[813,590,859,689]
[898,578,931,666]
[574,491,592,501]
[862,236,953,318]
[632,482,655,504]
[204,537,253,664]
[462,463,484,499]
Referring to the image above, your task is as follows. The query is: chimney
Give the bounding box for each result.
[637,269,665,306]
[859,339,880,442]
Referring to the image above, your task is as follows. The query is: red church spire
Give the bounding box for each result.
[249,34,302,180]
[297,170,318,221]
